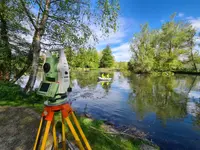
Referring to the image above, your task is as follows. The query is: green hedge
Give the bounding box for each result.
[0,81,45,106]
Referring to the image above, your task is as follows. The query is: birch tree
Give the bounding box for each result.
[19,0,119,92]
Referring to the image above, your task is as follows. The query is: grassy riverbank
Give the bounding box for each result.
[0,81,159,150]
[72,67,119,72]
[69,67,200,76]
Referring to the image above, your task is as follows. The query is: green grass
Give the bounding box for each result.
[53,115,145,150]
[0,81,46,113]
[71,67,118,72]
[0,81,159,150]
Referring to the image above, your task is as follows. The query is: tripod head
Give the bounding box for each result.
[37,49,71,106]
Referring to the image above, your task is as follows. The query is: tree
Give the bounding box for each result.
[75,48,87,68]
[100,45,114,68]
[0,0,30,81]
[129,24,157,73]
[20,0,119,92]
[65,46,76,68]
[129,14,200,73]
[66,47,99,68]
[85,48,99,68]
[0,0,10,80]
[115,61,128,70]
[155,15,188,72]
[185,26,199,72]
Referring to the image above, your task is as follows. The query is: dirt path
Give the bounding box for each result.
[0,106,43,150]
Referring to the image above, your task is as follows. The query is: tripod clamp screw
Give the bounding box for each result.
[43,110,48,116]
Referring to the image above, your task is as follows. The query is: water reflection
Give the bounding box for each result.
[71,71,99,88]
[17,71,200,149]
[71,71,114,93]
[128,74,188,124]
[123,73,200,149]
[195,103,200,126]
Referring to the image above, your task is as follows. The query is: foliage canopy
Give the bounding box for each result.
[129,14,200,73]
[100,45,114,68]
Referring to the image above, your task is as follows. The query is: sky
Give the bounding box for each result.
[96,0,200,62]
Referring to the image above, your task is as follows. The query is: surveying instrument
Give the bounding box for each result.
[33,49,92,150]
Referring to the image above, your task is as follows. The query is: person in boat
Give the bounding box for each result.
[106,74,109,78]
[102,73,105,78]
[101,73,110,79]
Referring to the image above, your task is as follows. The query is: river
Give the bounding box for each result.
[18,71,200,150]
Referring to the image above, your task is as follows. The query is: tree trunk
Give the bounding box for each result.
[190,41,198,72]
[0,0,11,81]
[169,40,172,55]
[191,52,198,72]
[24,32,41,93]
[187,76,197,95]
[22,0,50,92]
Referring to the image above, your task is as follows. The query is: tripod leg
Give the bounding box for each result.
[40,121,51,150]
[33,117,44,150]
[65,117,85,150]
[71,112,92,150]
[52,118,58,150]
[62,117,66,150]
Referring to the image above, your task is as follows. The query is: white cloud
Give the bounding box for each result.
[160,20,165,23]
[187,17,200,31]
[193,36,200,52]
[178,13,184,17]
[194,36,200,44]
[97,31,125,47]
[186,16,194,20]
[112,42,131,62]
[194,45,200,52]
[93,17,134,61]
[185,17,200,51]
[18,21,33,43]
[94,17,134,50]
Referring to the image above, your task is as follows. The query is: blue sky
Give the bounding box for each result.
[96,0,200,62]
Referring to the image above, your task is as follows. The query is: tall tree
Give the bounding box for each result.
[185,26,199,72]
[70,48,99,68]
[86,48,99,68]
[65,46,76,68]
[115,61,128,70]
[156,14,188,71]
[0,0,30,81]
[0,0,10,80]
[129,24,157,73]
[129,14,199,73]
[100,45,114,68]
[20,0,119,92]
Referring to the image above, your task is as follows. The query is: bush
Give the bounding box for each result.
[0,81,23,101]
[0,81,45,106]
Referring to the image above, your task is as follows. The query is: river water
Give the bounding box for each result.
[18,71,200,150]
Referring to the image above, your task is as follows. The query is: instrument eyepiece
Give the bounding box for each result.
[43,63,50,73]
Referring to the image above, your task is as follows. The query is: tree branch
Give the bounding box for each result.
[39,0,51,35]
[50,0,60,4]
[41,41,63,46]
[20,0,37,30]
[35,0,44,11]
[35,0,43,26]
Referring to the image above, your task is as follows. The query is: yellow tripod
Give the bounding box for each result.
[33,103,92,150]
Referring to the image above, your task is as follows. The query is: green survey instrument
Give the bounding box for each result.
[34,49,92,150]
[37,49,71,106]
